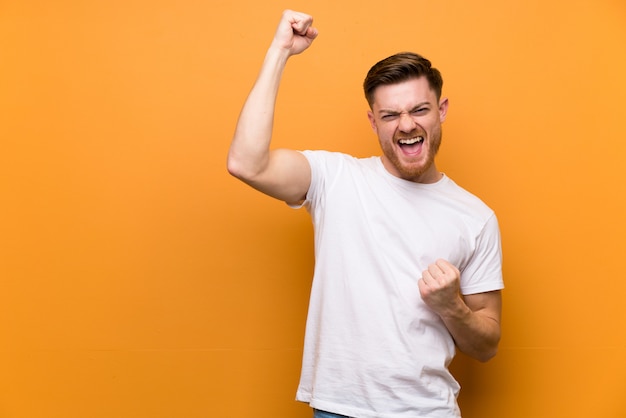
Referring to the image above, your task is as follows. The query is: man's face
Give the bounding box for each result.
[367,77,448,183]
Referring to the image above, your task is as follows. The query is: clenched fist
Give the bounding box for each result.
[271,10,318,56]
[418,259,463,316]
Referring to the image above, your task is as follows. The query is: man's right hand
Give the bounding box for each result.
[271,10,318,56]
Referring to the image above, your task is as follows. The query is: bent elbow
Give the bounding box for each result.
[476,346,498,363]
[476,335,501,362]
[226,152,257,182]
[226,155,244,180]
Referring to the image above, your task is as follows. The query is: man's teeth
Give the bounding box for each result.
[399,136,424,145]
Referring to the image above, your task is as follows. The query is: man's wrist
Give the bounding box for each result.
[438,296,471,322]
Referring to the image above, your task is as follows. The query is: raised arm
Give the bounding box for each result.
[227,10,318,204]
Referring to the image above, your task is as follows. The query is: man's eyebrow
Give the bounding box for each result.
[377,102,431,114]
[377,109,400,115]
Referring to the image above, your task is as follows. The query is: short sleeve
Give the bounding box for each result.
[460,213,504,295]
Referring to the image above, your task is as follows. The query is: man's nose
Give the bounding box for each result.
[398,113,417,132]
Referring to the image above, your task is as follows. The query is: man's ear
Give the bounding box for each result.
[367,110,378,133]
[439,97,449,123]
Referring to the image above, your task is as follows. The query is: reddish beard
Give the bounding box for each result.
[380,128,442,182]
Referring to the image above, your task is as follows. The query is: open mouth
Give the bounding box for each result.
[398,136,424,155]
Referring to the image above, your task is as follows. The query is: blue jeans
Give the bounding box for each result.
[313,409,352,418]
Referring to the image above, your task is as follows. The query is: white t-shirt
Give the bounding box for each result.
[293,151,504,418]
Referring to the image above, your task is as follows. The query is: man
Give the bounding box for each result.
[227,9,503,418]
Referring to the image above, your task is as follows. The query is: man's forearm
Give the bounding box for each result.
[440,294,502,362]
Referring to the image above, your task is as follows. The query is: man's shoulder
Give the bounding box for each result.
[301,150,379,170]
[441,176,496,218]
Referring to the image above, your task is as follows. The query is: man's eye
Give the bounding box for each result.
[412,108,428,115]
[381,114,397,120]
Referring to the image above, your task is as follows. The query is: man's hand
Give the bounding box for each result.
[418,259,502,362]
[271,10,318,56]
[418,259,463,316]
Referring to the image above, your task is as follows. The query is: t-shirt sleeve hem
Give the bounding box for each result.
[461,281,504,295]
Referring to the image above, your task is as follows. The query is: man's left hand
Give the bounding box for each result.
[418,259,463,315]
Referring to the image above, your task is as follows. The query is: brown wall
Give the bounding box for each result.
[1,0,625,417]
